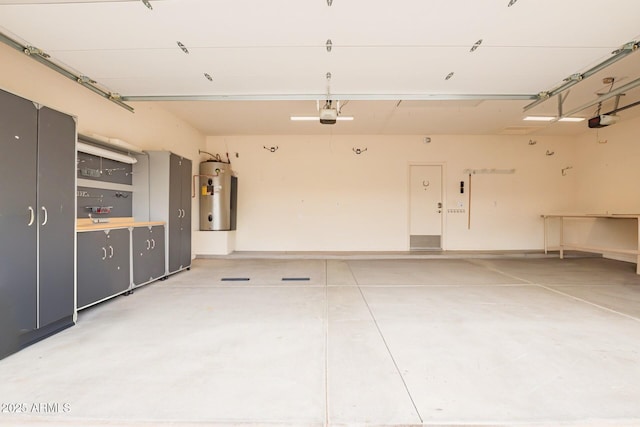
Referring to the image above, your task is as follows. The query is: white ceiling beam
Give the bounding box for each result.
[122,94,537,102]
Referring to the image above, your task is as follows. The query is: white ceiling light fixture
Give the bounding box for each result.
[558,117,586,122]
[77,142,138,164]
[523,116,555,121]
[523,116,585,122]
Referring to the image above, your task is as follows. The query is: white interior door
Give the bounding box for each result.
[409,165,443,249]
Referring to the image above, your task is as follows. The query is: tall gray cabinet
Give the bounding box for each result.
[147,151,192,275]
[0,88,75,359]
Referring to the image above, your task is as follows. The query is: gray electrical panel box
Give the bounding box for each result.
[199,161,235,231]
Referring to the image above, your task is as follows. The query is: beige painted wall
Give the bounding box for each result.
[564,114,640,262]
[0,43,205,158]
[572,113,640,213]
[6,39,640,255]
[207,134,577,251]
[1,43,206,258]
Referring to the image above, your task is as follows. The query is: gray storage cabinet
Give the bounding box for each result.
[147,151,192,275]
[132,225,166,286]
[77,228,130,309]
[0,89,75,359]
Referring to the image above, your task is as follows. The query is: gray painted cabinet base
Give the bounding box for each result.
[132,225,166,286]
[77,229,130,309]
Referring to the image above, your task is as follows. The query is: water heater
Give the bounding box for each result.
[199,161,234,231]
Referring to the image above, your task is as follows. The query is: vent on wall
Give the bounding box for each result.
[410,235,442,250]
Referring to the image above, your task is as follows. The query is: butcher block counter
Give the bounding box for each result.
[77,217,165,232]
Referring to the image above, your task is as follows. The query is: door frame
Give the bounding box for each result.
[407,162,447,250]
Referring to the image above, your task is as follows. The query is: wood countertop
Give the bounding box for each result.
[76,217,165,232]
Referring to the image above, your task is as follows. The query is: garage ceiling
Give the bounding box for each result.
[1,0,639,135]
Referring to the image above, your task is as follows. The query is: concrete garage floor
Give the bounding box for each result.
[2,257,640,426]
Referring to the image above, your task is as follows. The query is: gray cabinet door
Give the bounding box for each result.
[132,227,150,285]
[148,226,166,280]
[0,89,38,334]
[77,231,111,308]
[133,226,166,285]
[180,158,192,268]
[77,229,130,308]
[37,107,75,327]
[107,229,130,293]
[168,154,183,273]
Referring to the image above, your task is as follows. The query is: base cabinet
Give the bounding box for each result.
[132,225,166,286]
[77,229,130,309]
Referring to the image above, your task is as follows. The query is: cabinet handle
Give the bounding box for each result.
[109,245,114,258]
[150,238,156,249]
[181,209,186,218]
[146,239,151,250]
[101,247,107,260]
[41,206,48,226]
[28,206,35,226]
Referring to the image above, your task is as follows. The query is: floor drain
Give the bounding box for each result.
[221,278,250,281]
[282,277,311,281]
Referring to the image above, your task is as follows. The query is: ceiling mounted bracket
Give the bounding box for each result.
[327,0,333,6]
[326,39,332,53]
[24,45,50,58]
[560,75,640,118]
[524,39,640,112]
[557,91,570,117]
[470,39,483,52]
[0,31,134,113]
[77,75,97,85]
[141,0,153,10]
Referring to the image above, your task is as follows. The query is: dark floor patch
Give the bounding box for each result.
[282,277,311,281]
[221,277,251,281]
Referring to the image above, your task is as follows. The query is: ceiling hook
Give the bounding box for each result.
[352,147,367,155]
[263,145,279,153]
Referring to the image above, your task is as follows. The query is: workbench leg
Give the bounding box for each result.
[559,217,564,259]
[637,218,640,274]
[543,216,548,255]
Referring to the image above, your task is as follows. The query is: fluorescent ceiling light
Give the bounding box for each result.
[290,116,354,121]
[523,116,585,122]
[77,142,138,164]
[558,117,585,122]
[523,116,555,121]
